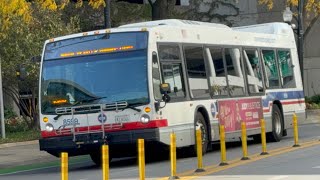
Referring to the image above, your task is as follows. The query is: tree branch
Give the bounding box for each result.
[148,0,154,8]
[304,14,320,39]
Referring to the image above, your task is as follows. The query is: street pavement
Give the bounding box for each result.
[0,110,320,174]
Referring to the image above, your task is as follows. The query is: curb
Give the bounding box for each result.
[0,140,39,149]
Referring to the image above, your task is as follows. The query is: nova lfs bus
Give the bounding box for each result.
[39,19,305,164]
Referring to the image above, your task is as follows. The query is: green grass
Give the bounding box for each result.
[0,129,40,144]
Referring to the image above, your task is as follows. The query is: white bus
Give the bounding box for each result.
[39,19,305,164]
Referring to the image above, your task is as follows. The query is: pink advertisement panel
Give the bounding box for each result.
[218,98,263,132]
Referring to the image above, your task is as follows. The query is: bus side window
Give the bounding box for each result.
[243,49,264,93]
[158,45,185,98]
[152,52,162,100]
[208,48,228,96]
[261,50,280,88]
[184,46,210,98]
[277,50,295,88]
[225,48,245,96]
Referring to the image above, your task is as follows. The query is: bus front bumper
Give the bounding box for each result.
[39,128,160,157]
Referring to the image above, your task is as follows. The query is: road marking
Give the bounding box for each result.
[312,166,320,168]
[268,175,289,180]
[156,140,320,180]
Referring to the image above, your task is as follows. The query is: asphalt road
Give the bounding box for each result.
[202,142,320,180]
[1,123,320,180]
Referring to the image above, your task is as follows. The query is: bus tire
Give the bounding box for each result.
[268,104,283,142]
[194,112,209,155]
[90,149,112,166]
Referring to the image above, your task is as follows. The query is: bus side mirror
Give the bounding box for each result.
[160,83,171,94]
[160,83,171,103]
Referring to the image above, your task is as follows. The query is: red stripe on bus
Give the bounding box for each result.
[263,100,305,113]
[41,119,168,138]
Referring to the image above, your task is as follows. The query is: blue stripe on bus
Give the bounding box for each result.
[262,90,304,108]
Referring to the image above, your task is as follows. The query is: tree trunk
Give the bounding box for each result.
[151,0,175,20]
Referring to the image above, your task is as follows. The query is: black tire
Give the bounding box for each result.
[90,148,112,166]
[267,104,284,142]
[193,112,209,155]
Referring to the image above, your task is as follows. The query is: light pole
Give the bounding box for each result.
[283,3,304,85]
[104,0,111,28]
[0,56,5,139]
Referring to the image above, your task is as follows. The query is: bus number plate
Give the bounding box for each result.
[115,115,130,123]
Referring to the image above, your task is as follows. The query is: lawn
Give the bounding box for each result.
[0,129,40,144]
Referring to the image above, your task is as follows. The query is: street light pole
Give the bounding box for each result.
[0,57,5,139]
[298,0,304,85]
[104,0,111,28]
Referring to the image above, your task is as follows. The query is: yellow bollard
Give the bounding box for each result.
[292,113,300,147]
[241,121,249,160]
[169,133,179,179]
[102,145,109,180]
[61,152,68,180]
[219,125,228,166]
[138,139,145,180]
[195,129,205,172]
[260,119,269,155]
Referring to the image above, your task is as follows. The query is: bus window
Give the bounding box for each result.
[161,64,185,97]
[262,50,280,88]
[159,45,185,98]
[152,52,162,100]
[208,48,228,96]
[184,46,210,98]
[225,48,245,96]
[277,50,295,88]
[243,49,264,93]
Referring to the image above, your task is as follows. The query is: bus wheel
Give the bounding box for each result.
[268,104,283,142]
[90,149,112,166]
[194,112,209,154]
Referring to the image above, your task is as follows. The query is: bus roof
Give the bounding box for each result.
[45,19,293,44]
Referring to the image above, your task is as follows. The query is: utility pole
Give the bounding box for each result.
[104,0,111,28]
[0,56,5,139]
[298,0,304,86]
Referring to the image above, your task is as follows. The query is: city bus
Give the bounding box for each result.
[39,19,305,164]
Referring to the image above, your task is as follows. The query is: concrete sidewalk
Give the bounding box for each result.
[0,109,319,171]
[0,141,57,169]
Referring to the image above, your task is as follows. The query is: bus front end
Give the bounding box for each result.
[38,31,167,161]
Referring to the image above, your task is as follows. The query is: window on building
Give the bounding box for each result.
[184,46,210,98]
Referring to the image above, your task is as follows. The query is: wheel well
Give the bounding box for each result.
[197,107,212,142]
[273,100,285,129]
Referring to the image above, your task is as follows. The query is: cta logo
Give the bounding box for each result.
[98,113,107,123]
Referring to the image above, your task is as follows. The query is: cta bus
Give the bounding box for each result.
[39,19,305,164]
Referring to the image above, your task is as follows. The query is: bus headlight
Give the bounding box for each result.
[140,114,150,124]
[45,123,54,132]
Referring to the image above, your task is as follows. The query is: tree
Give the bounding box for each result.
[0,2,80,128]
[147,0,176,20]
[259,0,320,39]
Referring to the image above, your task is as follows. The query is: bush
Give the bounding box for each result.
[5,116,31,133]
[305,94,320,109]
[4,106,17,119]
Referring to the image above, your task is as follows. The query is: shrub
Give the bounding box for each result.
[5,116,31,133]
[4,106,17,119]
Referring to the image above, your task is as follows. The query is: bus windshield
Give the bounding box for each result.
[41,32,148,114]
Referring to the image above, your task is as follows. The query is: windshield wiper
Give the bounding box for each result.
[53,96,108,120]
[125,102,143,113]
